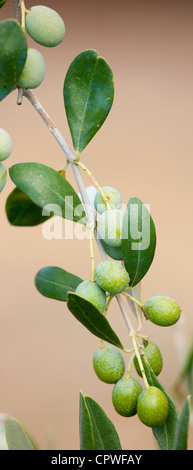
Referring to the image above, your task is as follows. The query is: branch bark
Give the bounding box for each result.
[13,0,21,22]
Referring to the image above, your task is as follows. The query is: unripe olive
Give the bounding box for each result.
[0,128,12,161]
[75,280,106,313]
[17,48,45,89]
[0,162,7,192]
[97,209,124,248]
[95,260,130,295]
[112,377,143,417]
[134,341,163,377]
[93,346,125,384]
[144,296,181,327]
[137,386,169,427]
[25,6,65,47]
[94,186,122,214]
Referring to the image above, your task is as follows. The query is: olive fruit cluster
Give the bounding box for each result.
[73,185,180,429]
[17,6,65,90]
[92,344,169,428]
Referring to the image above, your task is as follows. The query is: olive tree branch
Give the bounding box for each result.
[13,0,21,22]
[12,0,142,354]
[22,90,138,333]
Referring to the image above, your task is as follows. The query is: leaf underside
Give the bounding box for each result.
[5,418,36,450]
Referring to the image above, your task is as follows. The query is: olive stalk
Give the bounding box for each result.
[76,160,111,210]
[122,291,144,309]
[131,334,149,389]
[19,0,26,30]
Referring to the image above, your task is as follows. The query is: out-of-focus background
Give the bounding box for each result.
[0,0,193,450]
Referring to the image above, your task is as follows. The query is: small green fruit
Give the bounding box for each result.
[0,129,12,161]
[75,280,106,313]
[144,295,181,327]
[112,377,142,417]
[134,341,163,377]
[137,386,169,427]
[0,162,7,192]
[17,48,45,89]
[95,260,129,294]
[97,209,124,248]
[25,6,65,47]
[93,346,125,383]
[94,186,122,214]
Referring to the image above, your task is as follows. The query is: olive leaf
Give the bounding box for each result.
[143,361,179,450]
[9,162,87,224]
[100,238,123,261]
[67,292,123,349]
[122,197,156,287]
[0,0,8,8]
[79,391,122,450]
[0,20,27,101]
[5,417,36,450]
[173,395,191,450]
[64,49,114,154]
[35,266,83,301]
[6,187,51,226]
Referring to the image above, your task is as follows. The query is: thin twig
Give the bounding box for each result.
[13,0,21,22]
[23,90,76,163]
[116,295,135,335]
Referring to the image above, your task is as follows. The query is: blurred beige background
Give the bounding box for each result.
[0,0,193,450]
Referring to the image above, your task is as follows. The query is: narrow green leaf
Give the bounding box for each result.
[0,20,27,101]
[9,162,87,224]
[122,197,156,287]
[67,292,123,349]
[101,239,123,260]
[5,187,51,226]
[0,162,7,192]
[85,396,122,450]
[144,361,179,450]
[79,391,95,450]
[64,49,114,154]
[173,396,191,450]
[35,266,83,301]
[188,364,193,403]
[175,338,193,384]
[5,417,35,450]
[0,0,8,8]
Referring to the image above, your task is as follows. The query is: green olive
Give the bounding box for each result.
[93,346,125,384]
[134,341,163,377]
[137,386,169,427]
[112,377,142,417]
[144,296,181,327]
